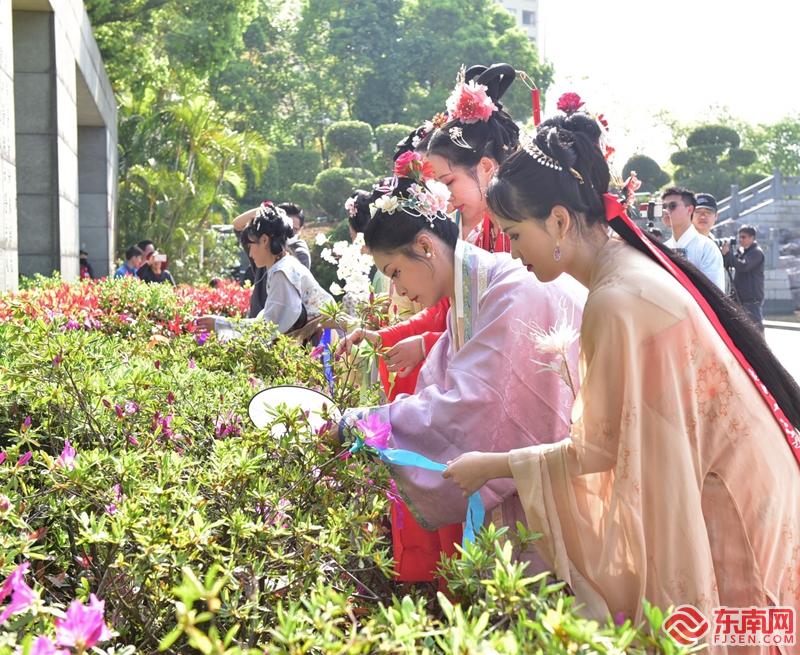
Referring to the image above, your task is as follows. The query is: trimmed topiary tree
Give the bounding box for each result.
[325,120,374,168]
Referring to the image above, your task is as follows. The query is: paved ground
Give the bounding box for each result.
[765,324,800,382]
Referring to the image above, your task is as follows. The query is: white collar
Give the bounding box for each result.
[670,223,700,247]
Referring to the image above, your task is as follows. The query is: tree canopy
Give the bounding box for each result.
[87,0,553,264]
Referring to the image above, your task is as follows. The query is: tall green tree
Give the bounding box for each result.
[742,115,800,177]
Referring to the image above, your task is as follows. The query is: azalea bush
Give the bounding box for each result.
[0,280,691,654]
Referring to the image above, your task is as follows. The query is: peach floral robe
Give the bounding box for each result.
[509,238,800,654]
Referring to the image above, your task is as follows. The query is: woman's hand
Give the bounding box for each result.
[443,451,512,497]
[196,316,217,333]
[385,335,425,377]
[336,328,380,356]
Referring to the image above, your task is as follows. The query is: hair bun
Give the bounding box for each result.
[467,63,516,105]
[563,112,602,142]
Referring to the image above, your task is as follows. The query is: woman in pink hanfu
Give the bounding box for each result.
[332,171,586,567]
[444,112,800,653]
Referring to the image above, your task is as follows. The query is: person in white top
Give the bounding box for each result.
[197,203,333,338]
[661,187,725,290]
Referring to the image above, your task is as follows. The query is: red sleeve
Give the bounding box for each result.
[379,297,450,348]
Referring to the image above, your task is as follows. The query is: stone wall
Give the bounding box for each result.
[0,0,115,290]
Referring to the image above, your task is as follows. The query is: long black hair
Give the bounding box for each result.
[363,177,459,258]
[239,202,294,255]
[487,112,800,429]
[425,63,520,168]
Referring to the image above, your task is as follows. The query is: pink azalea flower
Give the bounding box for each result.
[166,391,175,405]
[55,594,111,650]
[0,452,6,465]
[124,401,139,416]
[309,344,325,359]
[22,416,31,430]
[55,440,76,470]
[127,435,139,446]
[355,414,392,450]
[0,495,10,512]
[16,451,32,467]
[0,562,36,623]
[188,358,196,370]
[29,635,67,655]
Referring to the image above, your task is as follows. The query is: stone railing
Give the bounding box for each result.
[717,169,800,222]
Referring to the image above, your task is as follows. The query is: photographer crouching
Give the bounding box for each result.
[722,225,765,332]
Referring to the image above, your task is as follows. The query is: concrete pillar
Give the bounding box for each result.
[0,1,19,290]
[78,125,110,275]
[13,11,59,279]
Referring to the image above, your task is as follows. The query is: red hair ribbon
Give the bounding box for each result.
[603,193,800,467]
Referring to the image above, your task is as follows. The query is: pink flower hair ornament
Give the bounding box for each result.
[445,67,497,124]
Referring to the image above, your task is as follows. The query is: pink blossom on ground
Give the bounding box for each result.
[55,594,111,650]
[55,440,76,470]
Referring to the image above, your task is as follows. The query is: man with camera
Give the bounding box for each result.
[662,187,725,290]
[722,225,765,331]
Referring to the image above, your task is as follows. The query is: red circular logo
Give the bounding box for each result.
[662,604,710,645]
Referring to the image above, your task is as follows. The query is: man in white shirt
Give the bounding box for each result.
[662,187,725,290]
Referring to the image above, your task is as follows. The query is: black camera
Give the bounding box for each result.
[712,236,737,250]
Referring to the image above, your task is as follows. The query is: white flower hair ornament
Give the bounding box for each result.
[368,178,450,228]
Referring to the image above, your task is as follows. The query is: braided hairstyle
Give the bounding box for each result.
[425,63,520,167]
[488,113,800,429]
[239,202,294,255]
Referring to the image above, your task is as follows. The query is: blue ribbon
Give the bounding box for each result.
[358,446,485,548]
[319,328,334,396]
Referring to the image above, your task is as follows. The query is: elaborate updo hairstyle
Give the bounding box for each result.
[487,114,800,429]
[488,111,609,228]
[363,177,459,258]
[425,63,520,168]
[239,202,294,255]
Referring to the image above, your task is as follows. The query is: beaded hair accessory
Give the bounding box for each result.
[520,132,562,170]
[519,131,585,184]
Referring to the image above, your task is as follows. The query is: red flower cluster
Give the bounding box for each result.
[0,278,250,337]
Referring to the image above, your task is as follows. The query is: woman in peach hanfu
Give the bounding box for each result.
[444,110,800,654]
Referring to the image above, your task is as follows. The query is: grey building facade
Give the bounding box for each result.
[0,0,116,290]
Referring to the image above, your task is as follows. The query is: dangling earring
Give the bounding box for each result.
[553,244,562,262]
